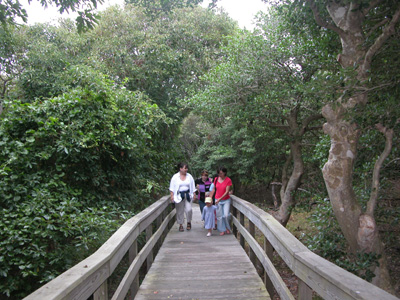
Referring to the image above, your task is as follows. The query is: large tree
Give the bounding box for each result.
[188,8,339,225]
[87,4,237,116]
[272,0,400,291]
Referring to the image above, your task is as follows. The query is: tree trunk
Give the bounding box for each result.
[276,138,304,226]
[322,103,362,251]
[310,0,400,292]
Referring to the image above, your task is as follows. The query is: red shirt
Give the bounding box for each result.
[215,177,232,200]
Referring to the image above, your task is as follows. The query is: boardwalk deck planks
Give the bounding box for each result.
[134,205,270,300]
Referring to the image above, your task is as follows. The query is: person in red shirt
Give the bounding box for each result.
[209,167,232,236]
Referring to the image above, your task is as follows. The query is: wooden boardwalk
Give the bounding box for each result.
[134,204,270,300]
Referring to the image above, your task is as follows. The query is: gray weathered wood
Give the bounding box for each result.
[264,237,275,299]
[93,281,108,300]
[23,194,399,300]
[298,279,312,300]
[111,210,176,300]
[239,211,245,248]
[134,205,271,300]
[232,216,294,300]
[24,196,171,300]
[249,220,256,265]
[129,240,139,300]
[145,224,153,271]
[231,195,399,300]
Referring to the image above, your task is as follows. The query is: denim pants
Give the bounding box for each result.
[199,200,206,214]
[217,198,231,232]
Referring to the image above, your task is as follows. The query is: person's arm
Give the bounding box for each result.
[209,186,215,199]
[216,186,230,204]
[169,174,176,203]
[189,174,196,199]
[194,184,199,200]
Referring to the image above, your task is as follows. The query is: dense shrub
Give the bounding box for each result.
[0,67,171,298]
[306,197,379,282]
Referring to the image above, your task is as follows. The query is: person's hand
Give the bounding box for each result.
[170,197,174,203]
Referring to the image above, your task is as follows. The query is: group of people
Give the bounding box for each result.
[169,163,232,236]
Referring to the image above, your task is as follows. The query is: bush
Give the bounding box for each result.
[306,196,379,282]
[0,67,171,298]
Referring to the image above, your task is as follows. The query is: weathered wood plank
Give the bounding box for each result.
[232,216,294,300]
[112,210,176,300]
[24,196,171,300]
[298,279,312,300]
[134,204,270,300]
[231,195,399,300]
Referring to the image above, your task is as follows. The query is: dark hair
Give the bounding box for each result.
[219,166,227,175]
[201,170,208,176]
[177,162,189,171]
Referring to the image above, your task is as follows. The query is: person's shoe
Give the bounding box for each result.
[226,229,231,234]
[186,222,191,230]
[219,232,225,236]
[207,232,211,237]
[179,225,184,232]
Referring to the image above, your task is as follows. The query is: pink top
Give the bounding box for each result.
[215,177,232,200]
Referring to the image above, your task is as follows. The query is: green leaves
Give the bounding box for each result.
[0,66,171,298]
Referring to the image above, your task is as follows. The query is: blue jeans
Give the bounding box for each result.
[199,200,206,214]
[217,198,231,232]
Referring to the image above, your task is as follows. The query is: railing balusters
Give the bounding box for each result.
[264,236,275,298]
[298,279,312,300]
[145,224,153,271]
[128,240,139,299]
[249,220,256,265]
[93,280,108,300]
[232,206,238,237]
[23,195,398,300]
[239,211,245,248]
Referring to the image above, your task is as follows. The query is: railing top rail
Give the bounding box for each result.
[231,195,398,300]
[24,196,171,300]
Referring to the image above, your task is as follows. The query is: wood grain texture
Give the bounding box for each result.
[134,204,270,300]
[230,195,399,300]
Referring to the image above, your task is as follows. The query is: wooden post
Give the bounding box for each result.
[232,206,238,237]
[264,236,275,298]
[155,214,162,254]
[240,212,245,248]
[161,209,167,243]
[146,224,153,272]
[93,281,108,300]
[298,279,312,300]
[128,240,139,299]
[249,220,256,265]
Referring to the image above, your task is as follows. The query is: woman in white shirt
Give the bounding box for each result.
[169,163,196,231]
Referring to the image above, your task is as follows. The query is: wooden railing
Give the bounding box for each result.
[24,196,175,300]
[24,195,399,300]
[230,195,399,300]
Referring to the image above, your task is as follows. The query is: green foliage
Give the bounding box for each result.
[88,4,237,117]
[184,118,282,185]
[306,197,380,282]
[126,0,203,18]
[0,0,101,30]
[0,66,171,298]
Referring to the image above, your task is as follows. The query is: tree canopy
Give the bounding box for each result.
[1,0,399,297]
